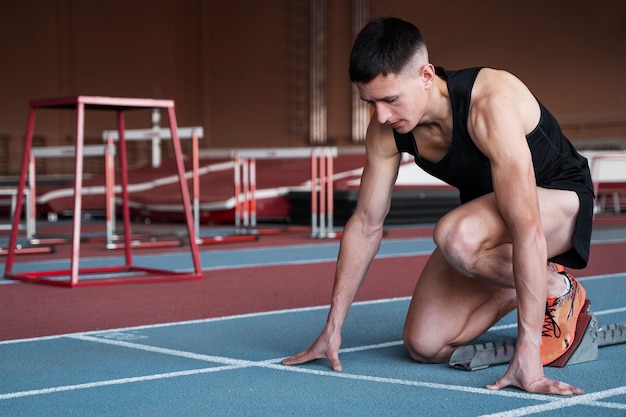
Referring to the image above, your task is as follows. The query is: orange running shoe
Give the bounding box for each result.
[540,271,587,365]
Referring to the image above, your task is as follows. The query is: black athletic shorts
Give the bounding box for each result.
[548,190,594,269]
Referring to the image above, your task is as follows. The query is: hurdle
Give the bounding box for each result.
[26,143,115,246]
[311,147,337,238]
[233,153,257,235]
[101,126,205,249]
[230,147,338,238]
[188,132,258,245]
[4,96,202,287]
[102,126,203,148]
[0,186,49,255]
[589,152,626,215]
[0,244,55,256]
[0,187,33,240]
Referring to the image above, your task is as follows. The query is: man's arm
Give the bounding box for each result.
[469,69,581,394]
[282,119,401,371]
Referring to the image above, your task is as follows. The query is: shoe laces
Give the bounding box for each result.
[543,303,562,338]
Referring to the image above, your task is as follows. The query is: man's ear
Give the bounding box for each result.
[421,64,435,88]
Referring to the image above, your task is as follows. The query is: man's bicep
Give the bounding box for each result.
[470,97,540,227]
[482,128,543,239]
[353,153,400,226]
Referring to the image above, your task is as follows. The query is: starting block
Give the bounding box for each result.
[449,300,626,371]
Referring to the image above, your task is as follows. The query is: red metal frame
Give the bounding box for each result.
[4,96,202,287]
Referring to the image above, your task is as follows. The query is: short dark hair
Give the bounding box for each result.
[349,17,426,83]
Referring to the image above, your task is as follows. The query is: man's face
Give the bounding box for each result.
[356,69,429,134]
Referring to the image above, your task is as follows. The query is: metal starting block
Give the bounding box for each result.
[449,301,626,371]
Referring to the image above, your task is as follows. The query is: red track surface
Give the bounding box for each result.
[2,221,626,342]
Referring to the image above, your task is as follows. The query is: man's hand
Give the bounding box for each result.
[282,329,343,371]
[486,353,583,396]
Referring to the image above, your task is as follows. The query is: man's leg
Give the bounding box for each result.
[432,189,579,288]
[403,248,516,363]
[403,188,582,363]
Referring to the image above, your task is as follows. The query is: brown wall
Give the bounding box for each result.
[0,0,624,175]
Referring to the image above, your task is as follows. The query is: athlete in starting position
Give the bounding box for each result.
[283,17,594,395]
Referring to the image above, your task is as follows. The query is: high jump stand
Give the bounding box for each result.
[3,96,202,287]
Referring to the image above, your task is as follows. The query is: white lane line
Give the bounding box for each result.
[340,340,404,353]
[68,334,269,367]
[594,306,626,316]
[587,401,626,410]
[59,335,626,407]
[478,386,626,417]
[261,362,556,401]
[0,365,244,400]
[1,333,556,403]
[2,301,625,405]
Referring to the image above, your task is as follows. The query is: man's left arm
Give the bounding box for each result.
[472,84,547,375]
[468,69,581,395]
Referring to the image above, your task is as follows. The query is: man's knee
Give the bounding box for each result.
[403,330,454,364]
[433,214,481,275]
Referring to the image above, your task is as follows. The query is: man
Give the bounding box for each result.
[283,17,594,396]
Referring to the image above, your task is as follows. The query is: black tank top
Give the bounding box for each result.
[393,66,594,203]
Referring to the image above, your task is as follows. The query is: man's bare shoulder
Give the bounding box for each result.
[472,68,533,101]
[470,68,540,135]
